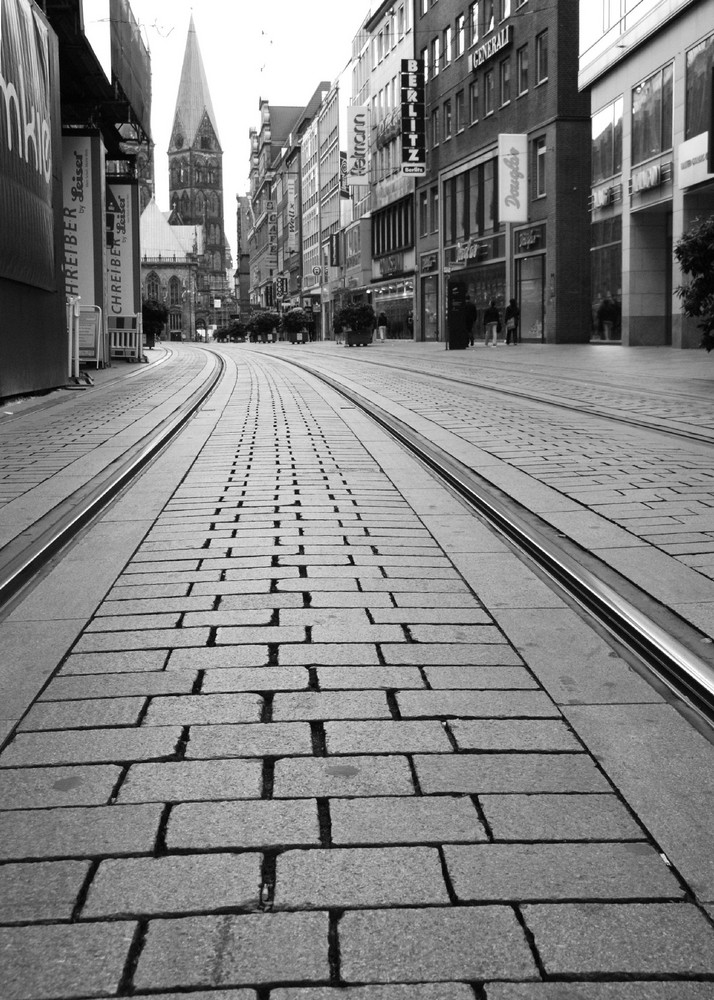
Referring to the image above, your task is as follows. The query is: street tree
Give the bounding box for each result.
[674,215,714,352]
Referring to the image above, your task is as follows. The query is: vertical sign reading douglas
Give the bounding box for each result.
[498,133,528,223]
[401,59,425,176]
[0,0,55,288]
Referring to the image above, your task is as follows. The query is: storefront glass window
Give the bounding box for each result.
[631,63,673,166]
[592,96,623,183]
[686,34,714,141]
[422,275,439,340]
[591,216,622,341]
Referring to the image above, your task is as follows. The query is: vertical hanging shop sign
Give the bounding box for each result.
[401,59,425,175]
[346,106,370,186]
[105,180,140,315]
[63,133,105,308]
[286,178,297,252]
[498,133,528,223]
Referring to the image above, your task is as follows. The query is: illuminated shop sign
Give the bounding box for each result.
[470,25,513,72]
[400,59,425,175]
[631,164,662,194]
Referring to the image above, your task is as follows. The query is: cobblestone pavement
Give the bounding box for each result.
[1,346,714,998]
[255,342,714,639]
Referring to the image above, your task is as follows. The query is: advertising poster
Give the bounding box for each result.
[105,180,140,316]
[0,0,55,288]
[498,133,529,223]
[63,134,104,307]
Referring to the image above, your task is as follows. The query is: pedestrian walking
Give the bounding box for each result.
[505,298,520,345]
[484,300,500,346]
[377,311,388,341]
[464,295,478,347]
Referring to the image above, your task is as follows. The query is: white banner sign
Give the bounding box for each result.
[677,132,714,190]
[346,106,370,186]
[287,178,297,252]
[63,135,99,304]
[498,133,528,223]
[106,181,138,316]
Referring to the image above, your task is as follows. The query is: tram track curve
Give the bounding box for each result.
[0,347,226,613]
[250,346,714,731]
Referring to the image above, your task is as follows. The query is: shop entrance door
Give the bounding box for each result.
[516,255,545,342]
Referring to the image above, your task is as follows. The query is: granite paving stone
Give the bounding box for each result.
[316,666,425,689]
[522,903,714,975]
[330,796,486,844]
[423,666,539,689]
[82,852,262,917]
[133,911,329,990]
[215,626,306,644]
[383,644,523,665]
[116,758,262,802]
[280,644,381,665]
[339,906,538,982]
[274,846,449,908]
[484,984,714,999]
[59,650,168,674]
[39,670,198,701]
[0,921,136,1000]
[18,696,146,731]
[0,860,91,922]
[393,593,482,607]
[370,607,492,623]
[186,722,313,758]
[167,799,321,850]
[73,628,211,652]
[85,613,181,631]
[273,755,415,797]
[142,693,263,726]
[324,720,452,754]
[444,843,682,901]
[201,667,310,692]
[271,987,475,1000]
[0,726,183,767]
[0,803,162,860]
[96,596,216,615]
[219,593,306,610]
[308,593,394,607]
[272,691,391,721]
[0,764,122,809]
[414,753,610,793]
[481,793,646,840]
[182,610,275,627]
[168,646,270,669]
[449,719,583,751]
[397,690,559,718]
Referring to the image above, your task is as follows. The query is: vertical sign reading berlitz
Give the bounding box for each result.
[401,59,425,176]
[346,106,370,186]
[106,180,140,315]
[498,133,528,223]
[0,0,55,288]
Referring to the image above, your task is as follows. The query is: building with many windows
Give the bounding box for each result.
[414,0,592,344]
[580,0,714,347]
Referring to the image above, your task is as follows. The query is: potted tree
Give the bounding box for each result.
[248,309,281,343]
[334,302,375,348]
[281,307,310,345]
[674,215,714,352]
[141,297,168,349]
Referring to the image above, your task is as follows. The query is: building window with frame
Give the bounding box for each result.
[534,135,547,197]
[500,57,511,105]
[431,35,441,75]
[592,96,623,184]
[430,185,439,233]
[420,0,428,15]
[484,0,495,34]
[517,44,528,94]
[456,14,465,57]
[146,272,160,301]
[469,79,479,123]
[431,106,440,147]
[169,276,182,306]
[535,30,548,83]
[421,47,429,82]
[500,0,511,19]
[443,25,452,66]
[484,69,495,114]
[419,190,429,236]
[444,98,453,140]
[455,89,465,131]
[631,63,673,166]
[469,1,479,46]
[686,33,714,140]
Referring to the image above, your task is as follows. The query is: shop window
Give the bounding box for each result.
[534,136,547,197]
[592,96,623,183]
[500,57,511,105]
[517,45,528,95]
[535,30,548,83]
[456,15,465,57]
[631,63,673,166]
[686,33,714,140]
[484,69,495,115]
[469,79,479,123]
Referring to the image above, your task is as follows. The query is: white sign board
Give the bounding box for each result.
[677,132,714,190]
[498,134,529,223]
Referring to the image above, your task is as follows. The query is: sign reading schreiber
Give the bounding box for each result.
[401,59,425,176]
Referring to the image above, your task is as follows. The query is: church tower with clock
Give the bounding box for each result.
[168,16,232,316]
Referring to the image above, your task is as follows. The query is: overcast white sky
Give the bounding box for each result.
[84,0,364,254]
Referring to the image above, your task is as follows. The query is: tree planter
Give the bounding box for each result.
[345,329,373,347]
[334,303,376,349]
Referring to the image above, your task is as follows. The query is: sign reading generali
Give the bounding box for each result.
[470,25,513,72]
[498,134,528,223]
[0,0,55,289]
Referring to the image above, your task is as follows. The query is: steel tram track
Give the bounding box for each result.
[0,349,226,614]
[264,350,714,731]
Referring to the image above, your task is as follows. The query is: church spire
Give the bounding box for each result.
[170,15,221,151]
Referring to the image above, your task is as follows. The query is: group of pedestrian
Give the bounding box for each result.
[465,296,520,347]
